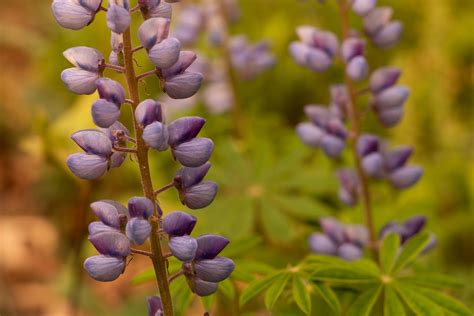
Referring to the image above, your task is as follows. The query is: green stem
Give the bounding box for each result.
[122,28,174,315]
[337,0,378,258]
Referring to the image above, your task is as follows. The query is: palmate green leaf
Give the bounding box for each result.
[260,202,295,242]
[305,255,380,276]
[402,283,472,316]
[239,272,284,307]
[292,275,311,314]
[384,286,406,316]
[392,232,431,273]
[393,283,443,316]
[311,267,379,284]
[221,236,263,258]
[267,194,331,220]
[313,282,341,313]
[380,233,401,274]
[399,273,464,290]
[264,272,291,310]
[346,286,382,316]
[231,260,274,283]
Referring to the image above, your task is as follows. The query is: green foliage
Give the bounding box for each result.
[292,275,312,314]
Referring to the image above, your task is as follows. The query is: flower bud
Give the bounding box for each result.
[181,181,218,209]
[106,4,131,34]
[369,67,401,93]
[71,129,112,157]
[162,211,197,236]
[89,221,118,235]
[362,152,384,178]
[336,169,359,206]
[126,218,152,245]
[289,42,311,67]
[373,85,409,109]
[304,105,332,126]
[149,2,172,19]
[96,78,126,105]
[174,162,211,189]
[135,99,163,127]
[61,68,98,94]
[111,32,124,53]
[296,26,338,57]
[341,38,364,62]
[162,51,197,79]
[389,166,423,189]
[376,106,404,127]
[309,233,337,255]
[84,255,125,282]
[195,234,229,260]
[357,134,380,157]
[148,37,181,69]
[78,0,102,12]
[337,243,362,261]
[346,56,368,82]
[164,71,203,99]
[89,231,131,257]
[167,117,206,147]
[168,235,198,262]
[67,153,108,179]
[373,21,403,48]
[63,46,104,72]
[401,215,426,242]
[101,121,130,145]
[147,296,163,316]
[138,17,171,50]
[351,0,376,16]
[128,197,154,219]
[344,225,369,248]
[90,201,121,228]
[172,138,213,167]
[194,257,235,282]
[296,123,324,147]
[421,234,437,254]
[191,278,218,296]
[91,99,121,128]
[363,7,393,36]
[320,134,345,158]
[383,146,413,171]
[143,122,169,151]
[306,48,333,72]
[52,0,96,30]
[320,217,345,244]
[379,222,403,239]
[101,199,129,217]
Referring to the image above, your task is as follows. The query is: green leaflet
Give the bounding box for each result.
[311,267,379,284]
[219,279,236,299]
[267,194,331,220]
[380,233,401,274]
[264,272,291,310]
[313,282,341,313]
[221,236,263,257]
[399,273,465,290]
[239,272,283,307]
[292,275,312,314]
[392,232,431,273]
[346,286,382,316]
[384,286,406,316]
[393,283,443,316]
[402,283,472,316]
[260,201,294,242]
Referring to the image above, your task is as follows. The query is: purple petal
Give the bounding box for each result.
[389,166,423,189]
[89,231,131,257]
[401,215,427,242]
[357,134,380,156]
[306,48,332,72]
[128,197,154,219]
[344,225,369,247]
[337,243,363,261]
[383,146,413,171]
[373,21,403,48]
[147,296,163,316]
[90,201,121,228]
[138,17,171,50]
[148,2,172,19]
[376,106,404,128]
[167,116,205,147]
[289,42,310,67]
[341,38,365,62]
[168,235,198,262]
[172,138,213,167]
[162,51,197,78]
[126,218,152,245]
[106,4,131,34]
[182,181,218,209]
[143,122,169,151]
[96,78,126,105]
[351,0,376,16]
[346,56,368,82]
[374,86,409,108]
[195,234,229,260]
[84,255,125,282]
[194,257,235,282]
[361,152,384,179]
[162,211,197,236]
[71,129,112,157]
[309,233,338,255]
[174,162,211,189]
[296,123,325,148]
[52,0,94,30]
[88,221,118,235]
[135,99,163,127]
[369,67,401,93]
[91,99,121,128]
[164,71,203,99]
[61,68,98,94]
[363,7,393,36]
[66,153,108,180]
[321,134,345,158]
[148,37,181,69]
[192,278,218,296]
[63,46,104,72]
[320,217,345,244]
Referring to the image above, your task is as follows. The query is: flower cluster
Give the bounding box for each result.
[379,215,437,253]
[162,212,235,296]
[309,217,368,261]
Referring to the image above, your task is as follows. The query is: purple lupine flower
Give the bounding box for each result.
[351,0,376,16]
[229,36,275,80]
[135,99,163,127]
[161,51,197,78]
[167,117,206,147]
[337,169,360,206]
[143,122,169,151]
[180,180,218,209]
[52,0,102,30]
[363,7,403,48]
[91,99,121,128]
[128,197,154,219]
[369,67,401,93]
[148,37,181,69]
[289,26,338,72]
[147,296,163,316]
[388,166,423,189]
[90,201,121,228]
[101,121,130,168]
[168,235,198,261]
[63,46,104,72]
[371,80,409,127]
[172,6,204,46]
[356,134,384,179]
[66,153,108,180]
[162,211,197,236]
[191,278,219,296]
[309,218,367,261]
[61,68,100,95]
[194,257,235,282]
[329,84,349,119]
[383,146,413,171]
[164,71,203,99]
[341,38,368,82]
[106,3,131,34]
[195,234,229,260]
[96,78,126,105]
[138,17,171,50]
[172,138,214,167]
[61,46,104,94]
[147,2,172,20]
[89,231,131,257]
[174,162,211,189]
[126,217,152,245]
[89,221,118,235]
[71,129,113,157]
[84,255,125,282]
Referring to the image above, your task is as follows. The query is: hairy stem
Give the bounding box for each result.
[338,0,378,257]
[122,28,174,315]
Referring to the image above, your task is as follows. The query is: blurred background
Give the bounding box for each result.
[0,0,472,315]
